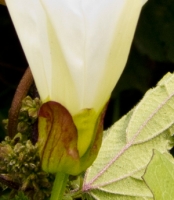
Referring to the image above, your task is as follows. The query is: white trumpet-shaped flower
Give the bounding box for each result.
[6,0,147,115]
[6,0,148,174]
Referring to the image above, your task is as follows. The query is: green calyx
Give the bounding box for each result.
[73,109,100,157]
[38,101,106,175]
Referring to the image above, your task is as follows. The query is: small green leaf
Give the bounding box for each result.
[83,72,174,200]
[12,191,30,200]
[143,150,174,200]
[0,191,29,200]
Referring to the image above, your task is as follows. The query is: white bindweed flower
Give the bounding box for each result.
[6,0,148,175]
[6,0,147,115]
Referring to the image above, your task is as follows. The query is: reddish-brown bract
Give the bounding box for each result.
[38,101,107,175]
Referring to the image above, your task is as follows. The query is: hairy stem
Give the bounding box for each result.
[8,67,33,138]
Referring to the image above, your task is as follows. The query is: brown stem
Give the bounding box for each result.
[8,67,33,138]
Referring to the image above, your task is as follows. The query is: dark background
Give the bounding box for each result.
[0,0,174,139]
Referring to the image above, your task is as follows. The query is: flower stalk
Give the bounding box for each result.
[50,172,69,200]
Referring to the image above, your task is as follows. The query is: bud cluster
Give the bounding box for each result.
[20,96,41,121]
[3,96,41,138]
[18,96,41,136]
[0,134,53,200]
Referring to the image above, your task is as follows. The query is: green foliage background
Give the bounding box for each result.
[0,0,174,135]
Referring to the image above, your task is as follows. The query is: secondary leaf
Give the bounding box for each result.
[82,72,174,200]
[143,150,174,200]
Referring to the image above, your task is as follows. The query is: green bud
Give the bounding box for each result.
[2,119,8,130]
[17,121,29,134]
[20,96,41,120]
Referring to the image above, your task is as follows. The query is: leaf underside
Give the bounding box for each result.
[83,72,174,200]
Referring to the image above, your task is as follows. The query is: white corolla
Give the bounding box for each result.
[6,0,148,174]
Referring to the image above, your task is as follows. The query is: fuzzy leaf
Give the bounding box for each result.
[83,72,174,200]
[143,150,174,200]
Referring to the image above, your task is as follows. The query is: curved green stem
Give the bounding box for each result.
[50,172,69,200]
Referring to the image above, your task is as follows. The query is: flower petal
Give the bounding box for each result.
[6,0,50,101]
[6,0,147,114]
[93,0,146,111]
[40,0,146,112]
[6,0,79,114]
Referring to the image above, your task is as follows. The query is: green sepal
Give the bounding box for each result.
[38,101,79,174]
[38,101,106,175]
[76,104,107,173]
